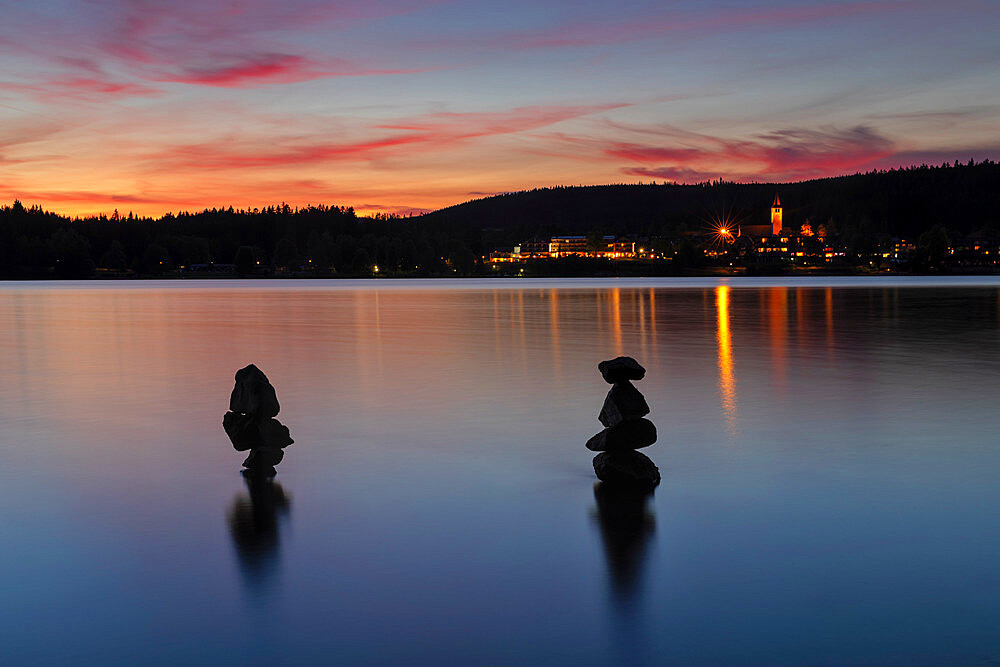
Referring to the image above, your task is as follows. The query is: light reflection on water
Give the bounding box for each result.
[715,286,737,437]
[1,278,1000,664]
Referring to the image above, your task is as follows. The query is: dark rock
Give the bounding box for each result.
[598,381,650,427]
[223,411,262,451]
[598,356,646,384]
[258,418,294,449]
[593,450,661,488]
[242,448,284,477]
[586,418,657,452]
[229,364,280,418]
[223,413,294,451]
[224,364,294,477]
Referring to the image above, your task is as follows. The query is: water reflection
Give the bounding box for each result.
[549,289,562,376]
[825,287,834,354]
[611,288,623,355]
[768,287,788,394]
[715,286,738,435]
[227,474,291,593]
[8,281,1000,663]
[592,482,656,607]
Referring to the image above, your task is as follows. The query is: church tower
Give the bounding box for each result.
[771,194,783,236]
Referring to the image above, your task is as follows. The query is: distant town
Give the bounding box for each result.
[485,194,989,276]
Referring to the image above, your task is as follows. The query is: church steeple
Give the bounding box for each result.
[771,193,783,235]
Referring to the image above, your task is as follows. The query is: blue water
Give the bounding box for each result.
[1,277,999,664]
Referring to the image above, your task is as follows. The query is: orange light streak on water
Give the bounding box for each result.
[549,289,561,375]
[825,287,835,356]
[648,289,657,348]
[611,288,623,356]
[715,285,738,435]
[768,287,788,396]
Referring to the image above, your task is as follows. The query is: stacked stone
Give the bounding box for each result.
[223,364,293,476]
[586,357,660,488]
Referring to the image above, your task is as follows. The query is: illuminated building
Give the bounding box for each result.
[491,234,640,262]
[513,237,549,258]
[750,195,839,263]
[548,236,590,257]
[548,235,636,258]
[771,194,783,235]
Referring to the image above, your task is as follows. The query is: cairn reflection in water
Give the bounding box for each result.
[228,474,291,588]
[223,364,293,476]
[592,482,656,604]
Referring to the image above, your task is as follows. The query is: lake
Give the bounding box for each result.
[2,277,1000,665]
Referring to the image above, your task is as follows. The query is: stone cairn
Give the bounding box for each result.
[223,364,293,477]
[586,356,660,488]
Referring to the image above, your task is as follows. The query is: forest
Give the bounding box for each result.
[0,203,485,278]
[1,160,997,278]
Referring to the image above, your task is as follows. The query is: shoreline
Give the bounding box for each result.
[6,275,1000,290]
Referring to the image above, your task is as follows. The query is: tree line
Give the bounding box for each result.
[0,203,484,278]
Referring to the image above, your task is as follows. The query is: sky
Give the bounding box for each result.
[1,0,998,217]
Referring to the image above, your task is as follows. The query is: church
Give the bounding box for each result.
[741,194,784,238]
[771,194,783,235]
[744,194,833,262]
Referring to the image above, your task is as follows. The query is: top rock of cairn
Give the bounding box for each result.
[598,356,646,384]
[229,364,280,419]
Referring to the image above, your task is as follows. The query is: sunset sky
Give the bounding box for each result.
[2,0,998,217]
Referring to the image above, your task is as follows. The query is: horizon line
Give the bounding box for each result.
[4,158,991,220]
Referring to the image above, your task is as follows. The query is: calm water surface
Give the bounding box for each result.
[2,277,1000,665]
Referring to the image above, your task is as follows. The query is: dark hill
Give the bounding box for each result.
[421,161,1000,240]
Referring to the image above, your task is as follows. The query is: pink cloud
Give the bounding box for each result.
[607,125,897,182]
[0,77,161,101]
[0,0,440,93]
[160,103,626,167]
[151,53,421,87]
[98,0,442,87]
